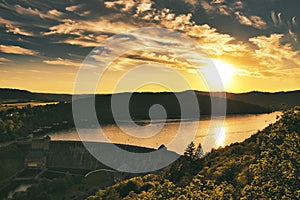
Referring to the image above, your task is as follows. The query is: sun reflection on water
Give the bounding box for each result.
[215,126,226,147]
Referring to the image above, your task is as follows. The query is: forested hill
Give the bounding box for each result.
[1,88,300,110]
[0,88,71,103]
[226,90,300,110]
[88,108,300,199]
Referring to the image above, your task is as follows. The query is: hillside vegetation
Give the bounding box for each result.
[88,108,300,199]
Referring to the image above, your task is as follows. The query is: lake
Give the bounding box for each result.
[49,112,281,154]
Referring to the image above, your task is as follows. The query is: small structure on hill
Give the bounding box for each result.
[158,144,167,150]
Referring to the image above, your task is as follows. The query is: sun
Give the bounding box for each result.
[212,59,235,85]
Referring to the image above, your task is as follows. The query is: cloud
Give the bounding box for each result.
[277,12,283,25]
[291,16,297,26]
[183,0,199,6]
[45,17,136,36]
[160,12,194,30]
[43,58,82,67]
[44,17,137,47]
[288,29,298,44]
[104,0,155,15]
[125,51,194,70]
[65,5,81,12]
[0,57,11,64]
[62,35,108,47]
[249,34,300,68]
[65,4,91,17]
[48,9,64,17]
[0,57,10,62]
[200,0,243,16]
[200,1,216,14]
[0,17,15,25]
[14,5,63,20]
[0,45,38,55]
[271,11,277,26]
[200,1,267,30]
[144,8,249,57]
[128,3,250,58]
[104,0,136,12]
[235,11,267,29]
[5,24,34,36]
[185,24,250,57]
[0,16,34,36]
[136,0,153,14]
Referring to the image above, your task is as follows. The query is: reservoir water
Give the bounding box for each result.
[50,112,281,154]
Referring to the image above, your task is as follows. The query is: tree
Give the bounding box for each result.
[184,142,196,159]
[195,144,204,160]
[184,142,204,161]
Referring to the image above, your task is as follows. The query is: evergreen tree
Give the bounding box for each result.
[184,141,196,159]
[195,144,204,160]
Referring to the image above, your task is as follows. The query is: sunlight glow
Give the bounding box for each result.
[212,59,235,85]
[215,127,226,147]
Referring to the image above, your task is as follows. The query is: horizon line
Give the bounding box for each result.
[1,87,300,96]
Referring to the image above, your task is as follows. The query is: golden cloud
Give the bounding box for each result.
[5,24,33,36]
[0,17,33,36]
[15,5,63,20]
[45,18,136,36]
[249,34,300,67]
[0,57,11,64]
[63,35,108,47]
[104,0,136,12]
[235,11,267,29]
[43,58,82,67]
[0,45,38,55]
[65,5,81,12]
[0,57,10,62]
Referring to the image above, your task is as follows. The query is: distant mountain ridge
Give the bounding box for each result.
[0,88,71,103]
[0,88,299,112]
[226,90,300,110]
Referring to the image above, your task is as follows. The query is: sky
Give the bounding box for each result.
[0,0,300,94]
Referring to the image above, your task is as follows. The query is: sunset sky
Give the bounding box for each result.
[1,0,300,94]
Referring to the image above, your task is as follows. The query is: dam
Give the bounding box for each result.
[0,137,162,199]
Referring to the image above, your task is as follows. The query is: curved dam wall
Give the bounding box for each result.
[47,141,156,171]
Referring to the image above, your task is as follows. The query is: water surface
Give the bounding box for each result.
[50,112,281,154]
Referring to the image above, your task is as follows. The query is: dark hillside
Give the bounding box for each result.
[0,88,71,103]
[226,90,300,110]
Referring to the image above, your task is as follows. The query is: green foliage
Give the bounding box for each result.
[241,109,300,199]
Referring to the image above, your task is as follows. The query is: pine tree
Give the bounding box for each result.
[184,141,196,159]
[195,144,204,160]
